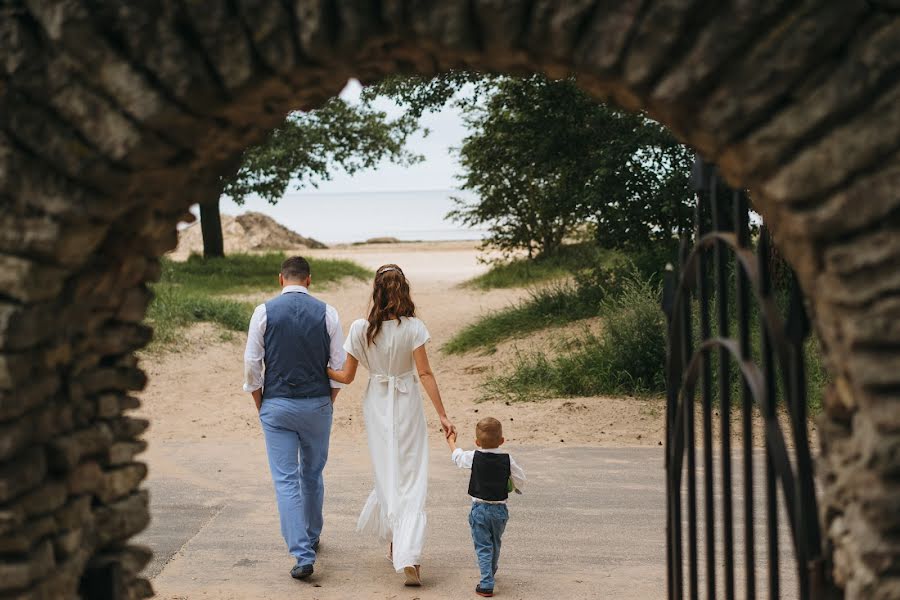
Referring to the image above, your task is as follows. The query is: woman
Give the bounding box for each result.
[328,264,455,586]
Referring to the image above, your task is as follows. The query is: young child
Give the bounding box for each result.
[447,417,526,598]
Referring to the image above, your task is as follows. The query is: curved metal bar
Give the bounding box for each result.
[667,232,809,451]
[668,335,804,562]
[666,163,826,599]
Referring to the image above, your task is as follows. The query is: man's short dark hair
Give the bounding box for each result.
[281,256,311,281]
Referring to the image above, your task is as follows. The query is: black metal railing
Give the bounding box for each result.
[662,157,833,599]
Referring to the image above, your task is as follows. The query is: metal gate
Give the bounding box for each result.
[661,157,834,599]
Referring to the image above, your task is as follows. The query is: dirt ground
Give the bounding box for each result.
[135,241,810,599]
[142,240,809,449]
[140,241,674,449]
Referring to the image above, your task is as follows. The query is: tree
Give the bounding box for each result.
[447,75,693,258]
[587,120,693,253]
[200,95,422,257]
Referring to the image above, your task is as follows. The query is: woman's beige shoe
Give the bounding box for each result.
[403,565,422,586]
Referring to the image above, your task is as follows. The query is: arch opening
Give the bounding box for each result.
[1,3,898,598]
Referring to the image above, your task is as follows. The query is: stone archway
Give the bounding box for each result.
[1,2,897,598]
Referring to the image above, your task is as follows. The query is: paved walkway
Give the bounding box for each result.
[138,440,668,599]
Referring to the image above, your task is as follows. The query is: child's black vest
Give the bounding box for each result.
[468,451,511,502]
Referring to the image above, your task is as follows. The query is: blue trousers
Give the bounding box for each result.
[469,502,509,590]
[259,396,333,566]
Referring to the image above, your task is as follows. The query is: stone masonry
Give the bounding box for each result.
[0,1,898,598]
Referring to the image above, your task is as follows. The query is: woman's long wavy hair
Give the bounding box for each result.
[366,264,416,345]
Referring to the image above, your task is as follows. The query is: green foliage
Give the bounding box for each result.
[366,73,694,260]
[223,97,422,205]
[147,286,253,349]
[444,283,599,355]
[160,253,369,295]
[444,247,655,354]
[805,338,828,414]
[146,253,370,351]
[360,71,494,120]
[464,244,611,290]
[486,274,667,400]
[480,264,828,415]
[465,259,573,290]
[446,75,693,258]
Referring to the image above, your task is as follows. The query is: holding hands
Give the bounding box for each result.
[440,415,457,441]
[444,422,458,449]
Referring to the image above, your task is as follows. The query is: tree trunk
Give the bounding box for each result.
[199,198,225,258]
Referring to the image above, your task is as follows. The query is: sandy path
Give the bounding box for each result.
[140,241,672,450]
[135,241,806,599]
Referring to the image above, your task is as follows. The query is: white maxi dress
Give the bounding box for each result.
[344,317,431,572]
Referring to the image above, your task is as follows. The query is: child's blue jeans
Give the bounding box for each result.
[468,502,509,590]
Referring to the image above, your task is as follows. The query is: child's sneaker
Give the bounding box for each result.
[476,585,494,597]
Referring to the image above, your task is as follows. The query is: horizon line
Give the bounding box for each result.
[277,187,472,197]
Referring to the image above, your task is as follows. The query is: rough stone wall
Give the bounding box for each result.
[0,1,897,598]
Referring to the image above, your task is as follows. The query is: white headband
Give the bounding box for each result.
[377,267,399,274]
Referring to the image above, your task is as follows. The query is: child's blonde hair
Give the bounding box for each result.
[476,417,503,448]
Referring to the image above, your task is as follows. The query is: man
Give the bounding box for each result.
[243,256,345,580]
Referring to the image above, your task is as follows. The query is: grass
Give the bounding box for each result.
[481,271,828,415]
[445,251,635,354]
[147,284,255,348]
[485,274,666,401]
[159,252,370,295]
[464,244,617,290]
[444,282,605,355]
[145,253,370,351]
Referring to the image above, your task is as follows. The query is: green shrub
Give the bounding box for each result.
[480,255,828,416]
[486,273,666,400]
[446,252,644,354]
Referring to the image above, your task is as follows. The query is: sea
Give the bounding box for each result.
[218,188,486,245]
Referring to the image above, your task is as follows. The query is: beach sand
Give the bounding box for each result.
[140,241,668,450]
[135,240,803,599]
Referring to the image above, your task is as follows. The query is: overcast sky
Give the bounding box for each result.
[214,80,477,243]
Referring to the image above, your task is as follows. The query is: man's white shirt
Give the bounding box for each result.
[243,285,346,393]
[451,447,527,504]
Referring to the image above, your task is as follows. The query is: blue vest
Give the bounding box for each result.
[262,291,332,400]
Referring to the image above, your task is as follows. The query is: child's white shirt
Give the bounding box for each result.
[451,447,527,504]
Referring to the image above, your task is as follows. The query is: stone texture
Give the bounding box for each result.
[0,1,898,598]
[106,441,147,467]
[651,1,791,112]
[0,539,54,592]
[0,413,35,461]
[0,301,58,352]
[66,462,103,496]
[53,496,92,531]
[695,2,867,155]
[94,491,150,547]
[722,16,900,181]
[0,377,58,422]
[17,481,68,518]
[783,155,900,242]
[97,464,147,504]
[761,81,900,204]
[0,255,66,303]
[0,514,55,555]
[0,448,46,504]
[622,0,708,91]
[46,424,114,471]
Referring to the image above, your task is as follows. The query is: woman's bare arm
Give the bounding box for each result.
[413,345,455,437]
[327,354,359,384]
